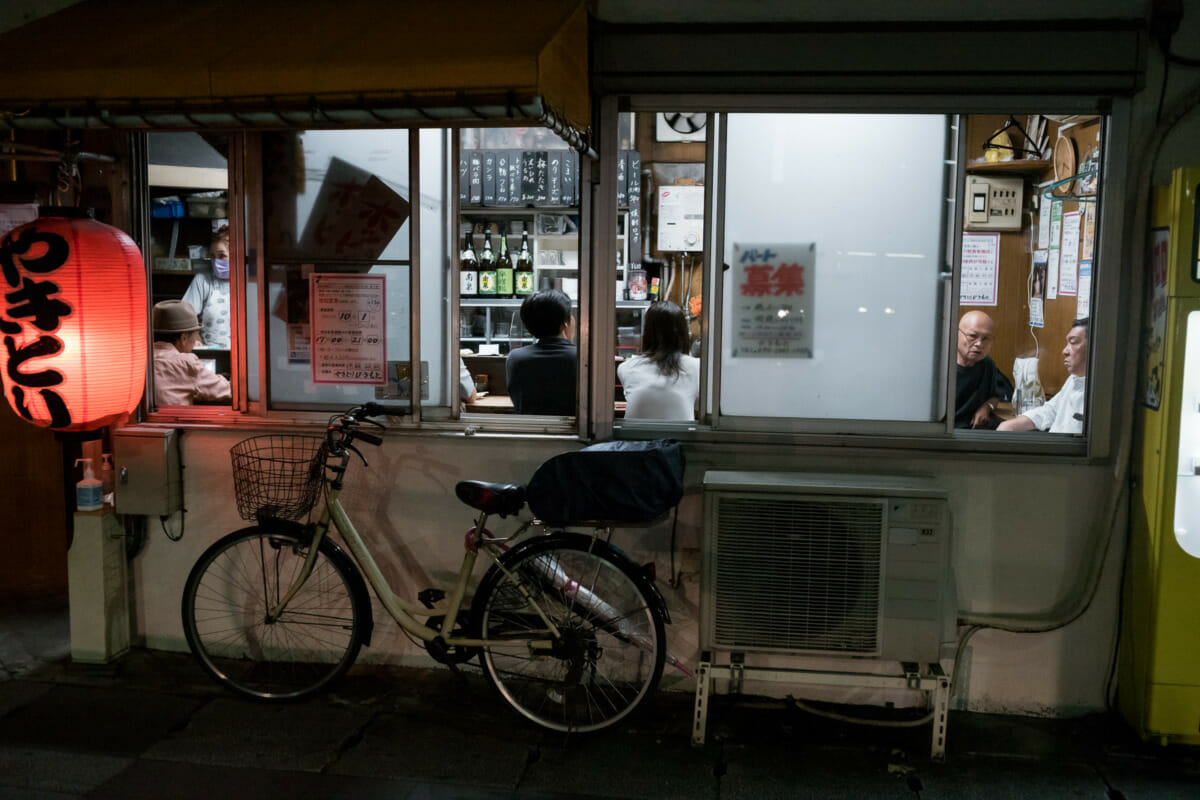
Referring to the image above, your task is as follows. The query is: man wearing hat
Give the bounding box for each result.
[152,300,231,406]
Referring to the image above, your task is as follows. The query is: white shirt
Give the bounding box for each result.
[182,271,231,349]
[1024,374,1086,434]
[618,354,700,421]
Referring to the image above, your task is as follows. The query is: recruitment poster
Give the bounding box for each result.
[310,273,387,385]
[729,242,815,358]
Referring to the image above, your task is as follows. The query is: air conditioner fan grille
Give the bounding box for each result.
[711,496,883,654]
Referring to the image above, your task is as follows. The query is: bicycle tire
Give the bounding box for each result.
[182,526,367,700]
[472,533,666,733]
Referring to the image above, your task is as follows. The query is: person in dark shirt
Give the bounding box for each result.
[506,289,577,415]
[956,310,1013,429]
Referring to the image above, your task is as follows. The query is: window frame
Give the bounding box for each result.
[600,94,1126,459]
[132,93,1126,462]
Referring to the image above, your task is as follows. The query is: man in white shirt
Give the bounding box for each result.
[998,319,1088,434]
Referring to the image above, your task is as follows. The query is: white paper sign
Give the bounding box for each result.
[1058,211,1080,296]
[1030,297,1045,328]
[310,273,387,384]
[1047,248,1060,300]
[730,242,815,358]
[1076,261,1091,319]
[0,203,38,238]
[960,233,1000,306]
[1037,198,1052,250]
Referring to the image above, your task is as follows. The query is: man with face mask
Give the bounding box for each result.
[998,318,1088,434]
[181,225,231,349]
[955,310,1013,429]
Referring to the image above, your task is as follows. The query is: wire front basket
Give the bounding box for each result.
[230,435,327,522]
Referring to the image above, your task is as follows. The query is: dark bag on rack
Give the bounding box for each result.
[525,439,685,524]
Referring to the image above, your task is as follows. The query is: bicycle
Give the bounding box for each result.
[181,402,673,733]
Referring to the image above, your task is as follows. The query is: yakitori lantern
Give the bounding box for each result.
[0,210,147,432]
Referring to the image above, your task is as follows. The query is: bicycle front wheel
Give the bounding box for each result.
[182,527,367,700]
[472,533,666,733]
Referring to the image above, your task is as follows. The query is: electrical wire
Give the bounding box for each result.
[789,696,935,728]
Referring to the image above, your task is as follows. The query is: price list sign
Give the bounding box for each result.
[310,273,386,385]
[730,242,815,358]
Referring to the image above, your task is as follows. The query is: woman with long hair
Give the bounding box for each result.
[618,300,699,420]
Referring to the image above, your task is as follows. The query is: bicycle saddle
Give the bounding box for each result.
[455,481,526,517]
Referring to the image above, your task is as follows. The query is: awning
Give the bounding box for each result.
[0,0,590,149]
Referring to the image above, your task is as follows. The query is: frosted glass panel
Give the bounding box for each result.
[721,114,947,421]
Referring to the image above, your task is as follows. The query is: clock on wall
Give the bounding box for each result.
[656,112,707,142]
[1053,135,1077,196]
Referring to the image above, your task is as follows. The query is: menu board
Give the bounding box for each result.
[310,273,386,385]
[729,242,815,358]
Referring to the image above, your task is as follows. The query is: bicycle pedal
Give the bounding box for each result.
[417,588,445,609]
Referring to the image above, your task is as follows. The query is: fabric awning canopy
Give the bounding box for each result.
[0,0,590,148]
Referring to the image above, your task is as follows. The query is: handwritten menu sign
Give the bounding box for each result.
[310,274,386,385]
[960,233,1000,306]
[729,243,815,358]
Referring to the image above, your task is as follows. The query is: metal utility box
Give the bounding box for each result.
[113,426,181,516]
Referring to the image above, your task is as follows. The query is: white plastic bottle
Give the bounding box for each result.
[99,453,115,508]
[75,458,103,512]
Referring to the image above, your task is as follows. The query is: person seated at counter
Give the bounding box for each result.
[458,355,477,409]
[955,310,1013,429]
[506,289,576,415]
[998,318,1088,434]
[182,225,231,349]
[152,300,232,407]
[619,300,700,421]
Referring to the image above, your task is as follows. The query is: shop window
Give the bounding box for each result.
[146,132,232,409]
[456,127,581,417]
[953,114,1101,436]
[259,129,424,410]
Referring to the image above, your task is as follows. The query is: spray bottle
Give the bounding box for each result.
[74,458,103,512]
[99,453,115,508]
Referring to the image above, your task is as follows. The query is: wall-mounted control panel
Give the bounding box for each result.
[113,426,182,517]
[963,175,1024,232]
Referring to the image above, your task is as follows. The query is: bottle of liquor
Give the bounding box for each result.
[495,232,515,298]
[459,229,478,299]
[477,228,497,297]
[514,227,534,297]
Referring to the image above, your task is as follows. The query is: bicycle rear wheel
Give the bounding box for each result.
[472,533,666,733]
[182,527,367,700]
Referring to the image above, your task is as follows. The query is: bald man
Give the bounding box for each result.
[955,310,1013,429]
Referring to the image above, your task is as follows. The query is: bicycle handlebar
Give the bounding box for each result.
[356,402,412,419]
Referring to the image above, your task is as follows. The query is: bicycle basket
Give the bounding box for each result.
[230,435,327,522]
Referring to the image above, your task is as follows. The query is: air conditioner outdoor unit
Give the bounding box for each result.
[701,471,956,664]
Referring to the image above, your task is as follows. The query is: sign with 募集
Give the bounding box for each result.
[730,243,815,358]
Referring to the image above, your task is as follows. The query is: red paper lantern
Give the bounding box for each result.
[0,211,147,432]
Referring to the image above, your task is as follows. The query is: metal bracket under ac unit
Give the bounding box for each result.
[691,652,951,762]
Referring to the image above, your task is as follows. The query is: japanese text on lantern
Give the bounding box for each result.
[0,227,73,427]
[310,273,387,385]
[730,243,816,359]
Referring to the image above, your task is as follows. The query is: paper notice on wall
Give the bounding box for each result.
[1047,248,1060,300]
[1049,200,1063,249]
[1076,261,1091,319]
[960,233,1000,306]
[1037,197,1052,250]
[1058,210,1080,296]
[310,273,387,385]
[1081,203,1096,262]
[729,242,815,358]
[0,203,38,238]
[1030,297,1045,328]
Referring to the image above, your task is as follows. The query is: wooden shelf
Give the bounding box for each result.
[965,159,1050,175]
